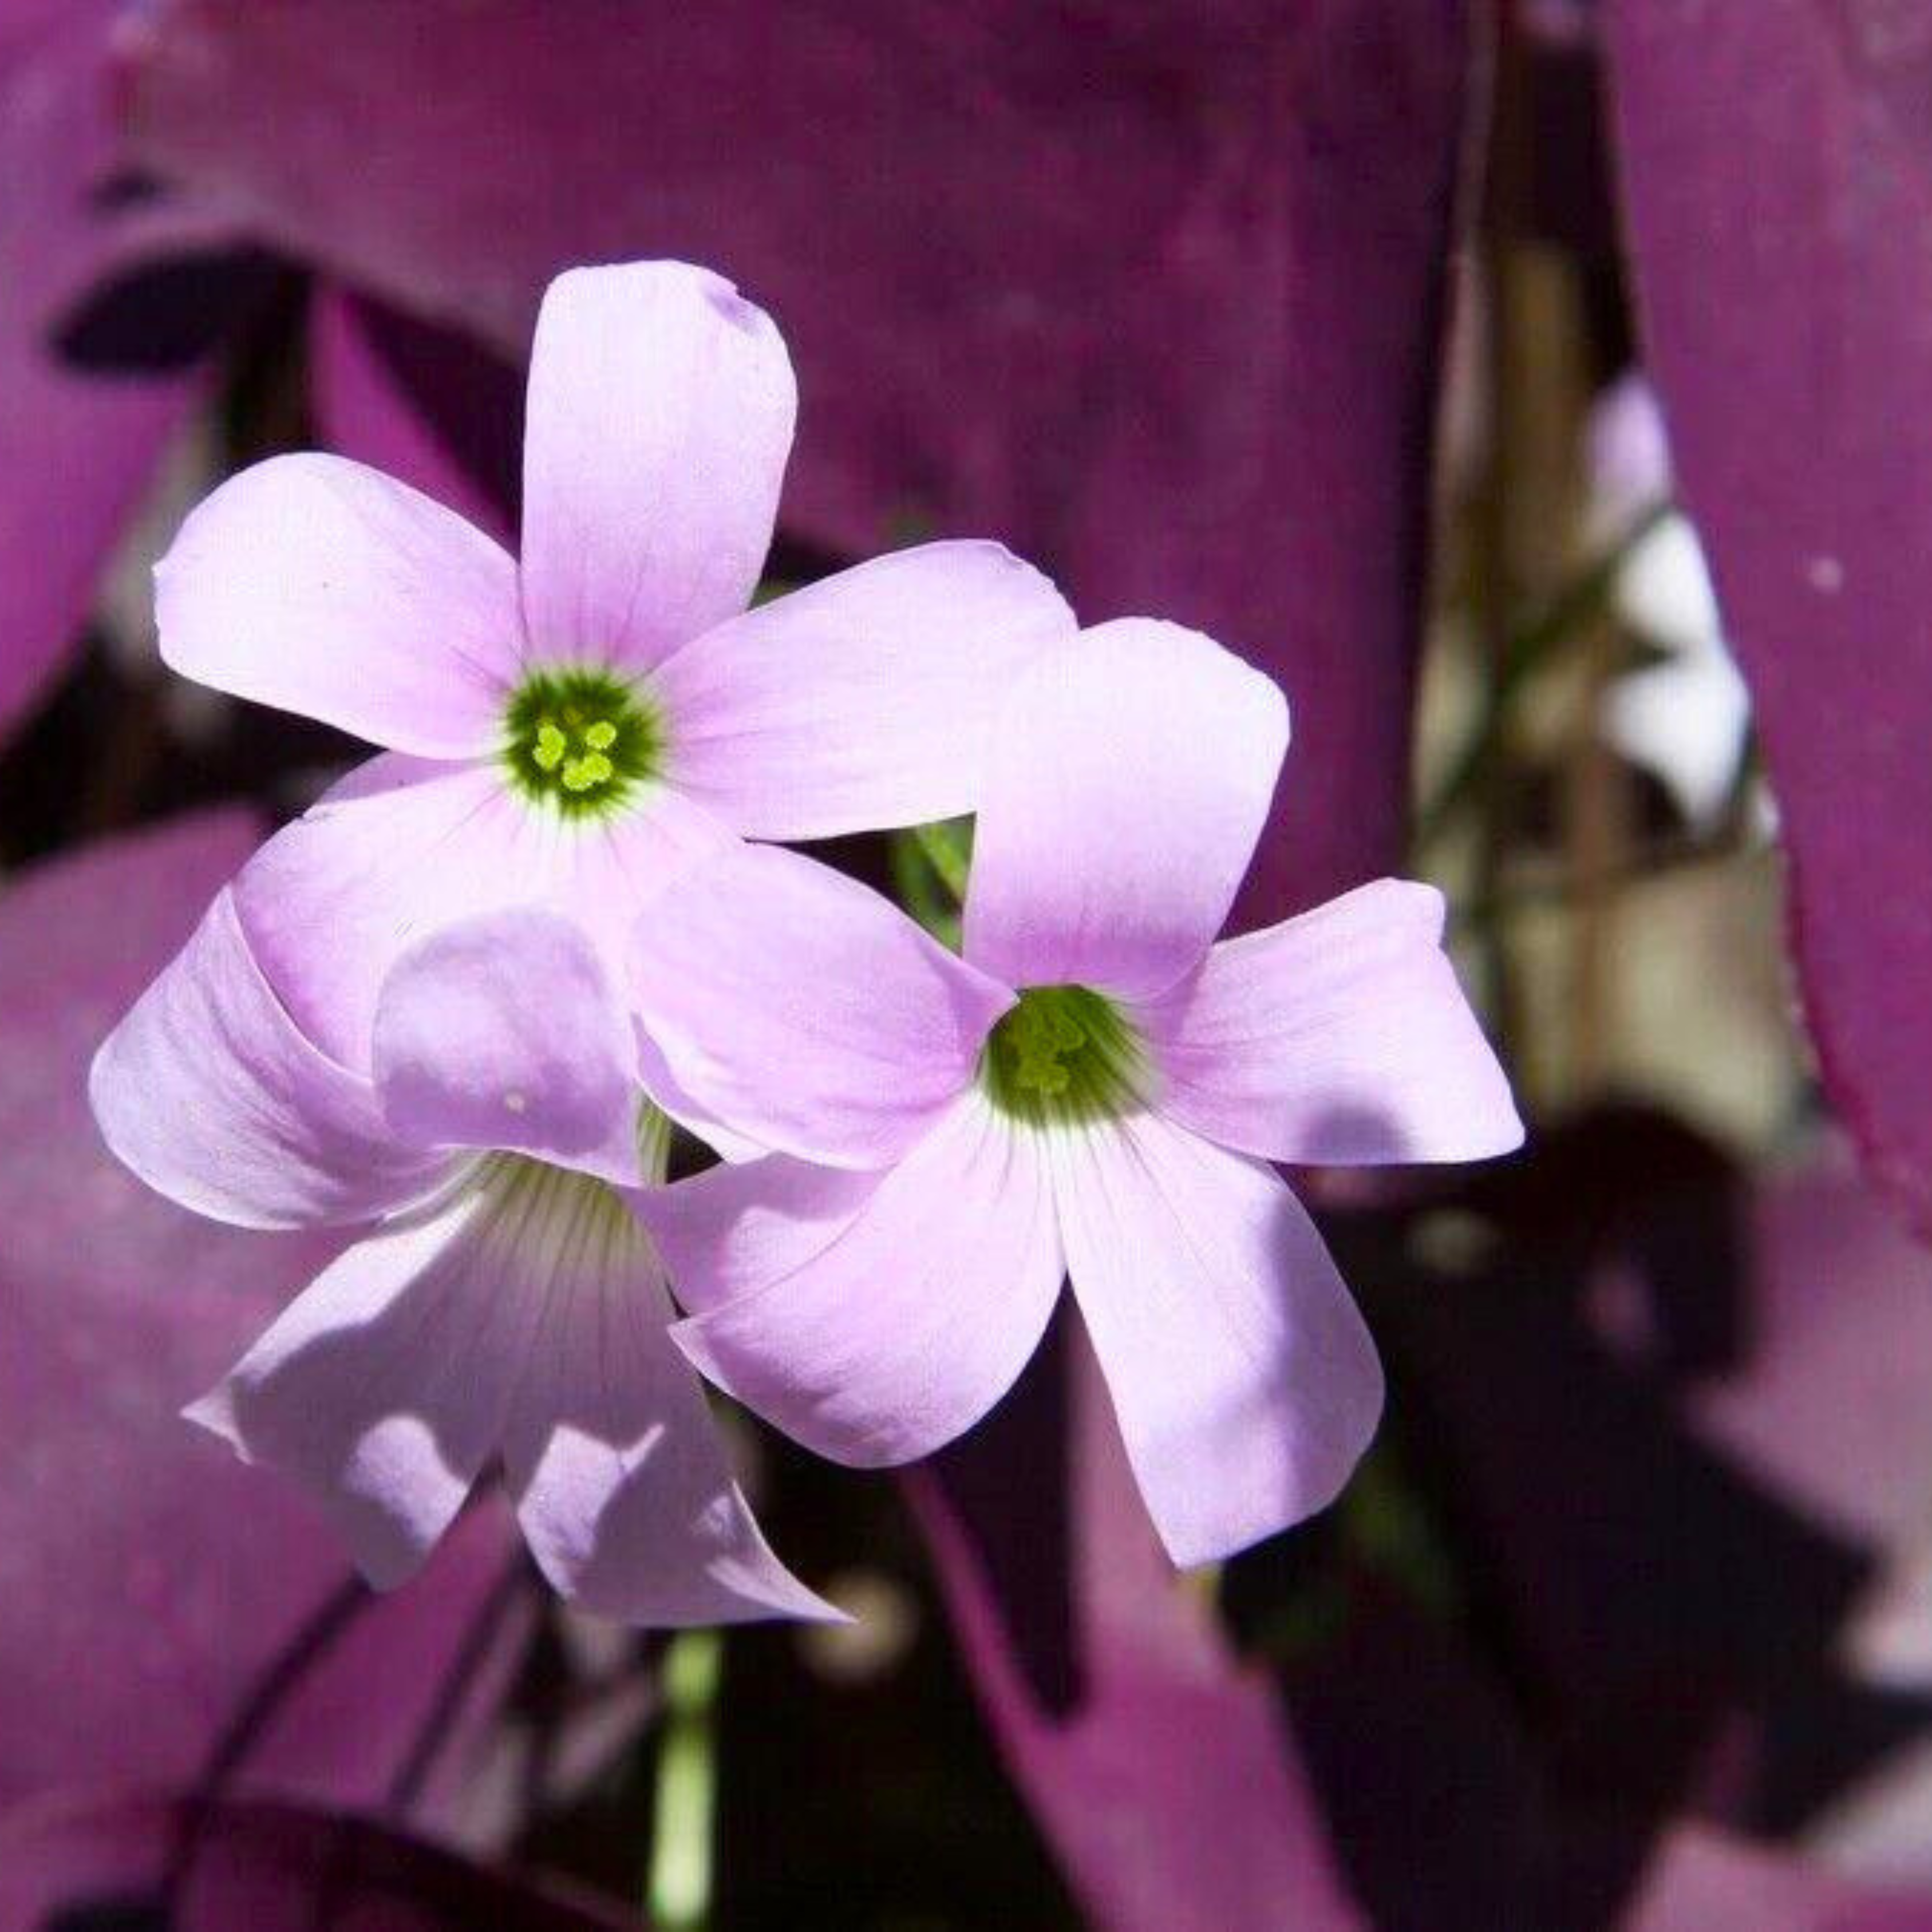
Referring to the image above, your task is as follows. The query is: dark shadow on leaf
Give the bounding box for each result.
[350,294,526,521]
[1274,1103,1932,1922]
[51,250,292,376]
[924,1308,1081,1717]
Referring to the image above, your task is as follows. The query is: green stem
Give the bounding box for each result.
[911,817,973,902]
[1450,820,1759,932]
[647,1630,724,1930]
[1417,498,1673,851]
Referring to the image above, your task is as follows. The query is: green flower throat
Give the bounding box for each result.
[503,667,662,817]
[981,985,1147,1126]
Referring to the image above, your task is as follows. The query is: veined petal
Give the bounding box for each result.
[520,262,795,671]
[633,1155,886,1318]
[500,1170,837,1626]
[671,1093,1063,1467]
[373,909,645,1185]
[964,619,1289,1000]
[236,752,733,1074]
[627,842,1010,1169]
[1052,1112,1383,1567]
[156,452,523,755]
[89,889,447,1232]
[188,1164,547,1588]
[1141,880,1523,1167]
[655,542,1074,839]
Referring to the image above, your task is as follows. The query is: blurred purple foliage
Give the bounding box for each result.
[0,1,218,737]
[0,1793,633,1929]
[1607,0,1932,1235]
[107,0,1467,921]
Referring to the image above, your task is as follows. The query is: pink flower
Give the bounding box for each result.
[156,258,1073,1081]
[625,621,1523,1565]
[90,892,836,1627]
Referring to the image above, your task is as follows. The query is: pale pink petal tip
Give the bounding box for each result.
[1146,878,1523,1169]
[1055,1114,1384,1568]
[965,617,1290,1001]
[156,452,522,756]
[519,260,797,671]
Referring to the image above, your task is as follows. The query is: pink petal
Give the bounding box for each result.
[189,1167,547,1589]
[235,752,732,1074]
[373,907,642,1184]
[633,1154,882,1317]
[156,451,524,754]
[965,619,1288,999]
[655,542,1074,839]
[1052,1111,1383,1566]
[89,888,448,1231]
[1141,879,1522,1167]
[519,260,795,670]
[500,1179,837,1626]
[672,1093,1064,1467]
[627,841,1010,1168]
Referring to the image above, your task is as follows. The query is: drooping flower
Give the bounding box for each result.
[0,811,520,1812]
[155,257,1074,1084]
[623,619,1524,1564]
[89,891,835,1626]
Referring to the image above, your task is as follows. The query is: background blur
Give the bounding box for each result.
[7,2,1932,1926]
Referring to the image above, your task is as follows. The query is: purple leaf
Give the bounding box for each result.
[907,1321,1362,1931]
[0,1792,634,1929]
[52,247,284,374]
[0,813,526,1820]
[0,4,228,739]
[310,286,520,547]
[1360,1111,1932,1832]
[1687,1153,1932,1551]
[1605,0,1932,1231]
[1283,1576,1932,1926]
[117,0,1470,915]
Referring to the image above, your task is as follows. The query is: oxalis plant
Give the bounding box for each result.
[10,5,1932,1927]
[93,261,1519,1614]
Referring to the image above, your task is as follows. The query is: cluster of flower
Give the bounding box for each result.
[89,262,1522,1628]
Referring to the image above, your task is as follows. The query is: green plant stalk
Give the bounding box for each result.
[647,1630,724,1930]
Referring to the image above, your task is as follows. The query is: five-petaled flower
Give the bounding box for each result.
[90,893,836,1626]
[155,258,1074,1120]
[623,621,1523,1566]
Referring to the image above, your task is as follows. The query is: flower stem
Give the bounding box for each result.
[646,1629,724,1929]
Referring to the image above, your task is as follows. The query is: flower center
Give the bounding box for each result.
[981,984,1147,1126]
[502,667,662,817]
